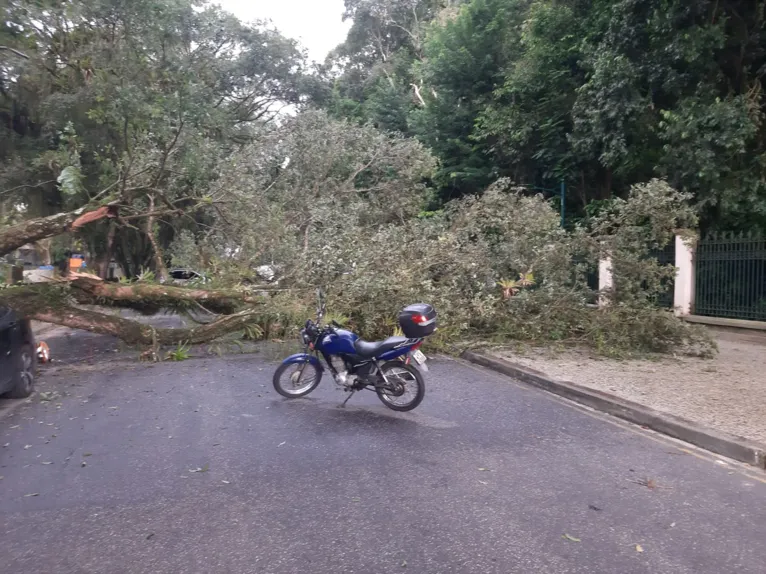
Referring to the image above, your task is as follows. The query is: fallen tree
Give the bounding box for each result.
[0,205,119,258]
[0,189,269,354]
[0,274,272,349]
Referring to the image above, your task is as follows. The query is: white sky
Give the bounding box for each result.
[215,0,351,63]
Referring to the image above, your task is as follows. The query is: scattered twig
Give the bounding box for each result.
[0,45,30,59]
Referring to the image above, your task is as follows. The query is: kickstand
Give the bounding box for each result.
[340,390,356,408]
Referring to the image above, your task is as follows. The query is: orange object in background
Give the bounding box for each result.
[69,257,83,269]
[37,341,51,363]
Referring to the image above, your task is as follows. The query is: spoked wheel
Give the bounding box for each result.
[273,361,322,398]
[376,361,425,412]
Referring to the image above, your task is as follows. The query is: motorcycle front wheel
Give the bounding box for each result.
[273,361,322,398]
[376,361,425,412]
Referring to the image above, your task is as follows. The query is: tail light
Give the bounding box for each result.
[410,341,423,351]
[412,314,431,326]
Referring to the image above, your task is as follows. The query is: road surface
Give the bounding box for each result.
[1,350,765,573]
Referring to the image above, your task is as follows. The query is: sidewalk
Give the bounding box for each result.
[489,328,766,444]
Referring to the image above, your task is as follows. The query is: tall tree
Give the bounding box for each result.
[1,0,309,274]
[325,0,766,231]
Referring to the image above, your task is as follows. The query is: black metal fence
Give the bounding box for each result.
[694,232,766,321]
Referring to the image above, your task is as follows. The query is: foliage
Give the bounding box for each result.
[182,109,712,356]
[166,342,191,361]
[1,0,311,275]
[168,230,201,270]
[322,0,766,233]
[0,0,719,358]
[241,324,266,341]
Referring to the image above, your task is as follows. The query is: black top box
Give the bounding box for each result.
[398,303,437,339]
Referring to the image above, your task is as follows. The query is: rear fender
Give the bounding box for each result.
[281,353,324,372]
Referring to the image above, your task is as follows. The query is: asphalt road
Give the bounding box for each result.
[1,351,766,574]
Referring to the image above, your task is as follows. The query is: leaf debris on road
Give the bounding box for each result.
[635,544,644,553]
[189,463,210,473]
[562,534,581,542]
[628,477,672,490]
[24,493,39,497]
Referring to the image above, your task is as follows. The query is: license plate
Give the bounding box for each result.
[412,350,427,365]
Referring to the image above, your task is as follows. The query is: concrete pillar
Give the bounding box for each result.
[674,234,696,316]
[598,256,613,308]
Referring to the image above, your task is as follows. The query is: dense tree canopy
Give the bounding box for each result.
[324,0,766,231]
[1,0,309,275]
[0,0,744,355]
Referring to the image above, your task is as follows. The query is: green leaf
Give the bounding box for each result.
[57,165,84,196]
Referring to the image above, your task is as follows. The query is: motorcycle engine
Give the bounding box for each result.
[331,356,355,388]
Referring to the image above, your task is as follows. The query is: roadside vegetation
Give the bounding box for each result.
[5,0,757,359]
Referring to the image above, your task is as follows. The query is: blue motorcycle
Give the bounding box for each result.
[273,291,437,411]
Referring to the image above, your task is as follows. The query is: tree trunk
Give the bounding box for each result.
[98,221,118,279]
[0,277,273,348]
[0,205,118,258]
[145,194,169,282]
[69,274,267,307]
[28,305,261,346]
[34,238,52,265]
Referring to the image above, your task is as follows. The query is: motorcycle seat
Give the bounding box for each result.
[353,336,409,358]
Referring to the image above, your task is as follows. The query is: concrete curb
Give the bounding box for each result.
[461,350,766,470]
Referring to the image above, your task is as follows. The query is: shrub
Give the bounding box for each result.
[192,113,714,356]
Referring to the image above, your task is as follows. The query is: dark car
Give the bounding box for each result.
[0,306,36,398]
[167,268,207,285]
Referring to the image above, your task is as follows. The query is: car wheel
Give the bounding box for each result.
[5,343,36,399]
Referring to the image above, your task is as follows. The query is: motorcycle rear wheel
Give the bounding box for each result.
[375,361,425,412]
